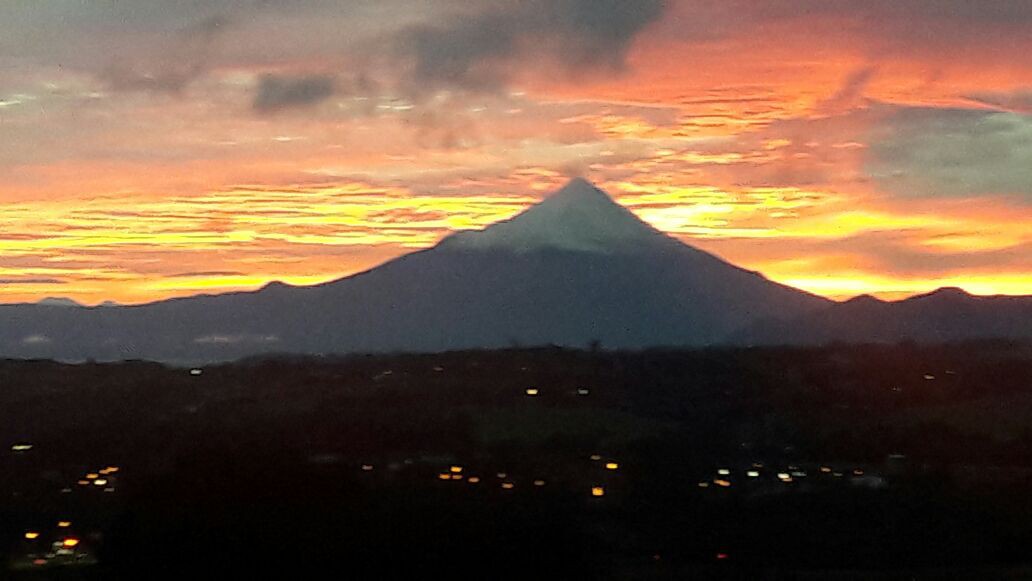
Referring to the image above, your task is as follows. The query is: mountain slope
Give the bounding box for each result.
[733,288,1032,345]
[0,178,834,362]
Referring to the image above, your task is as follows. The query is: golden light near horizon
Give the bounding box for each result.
[0,1,1028,306]
[0,178,1026,304]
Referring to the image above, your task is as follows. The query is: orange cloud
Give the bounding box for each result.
[1,1,1029,305]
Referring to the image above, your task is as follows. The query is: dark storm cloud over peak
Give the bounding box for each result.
[248,1,669,111]
[393,0,667,92]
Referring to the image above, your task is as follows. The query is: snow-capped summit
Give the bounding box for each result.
[439,178,671,254]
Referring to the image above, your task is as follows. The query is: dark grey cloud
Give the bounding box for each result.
[392,0,667,93]
[253,74,336,112]
[3,0,1027,102]
[748,0,1032,24]
[0,278,65,285]
[866,107,1032,200]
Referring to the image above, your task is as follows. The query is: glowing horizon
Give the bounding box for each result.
[1,1,1029,305]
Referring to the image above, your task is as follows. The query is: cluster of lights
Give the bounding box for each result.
[23,530,80,548]
[366,454,623,500]
[436,465,485,484]
[75,466,119,492]
[697,463,871,489]
[407,470,567,490]
[23,523,89,568]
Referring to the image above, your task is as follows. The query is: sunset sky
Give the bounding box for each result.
[1,0,1030,305]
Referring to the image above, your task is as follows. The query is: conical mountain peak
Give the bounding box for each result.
[438,178,670,254]
[547,176,613,203]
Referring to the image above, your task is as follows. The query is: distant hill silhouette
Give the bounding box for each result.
[734,287,1032,345]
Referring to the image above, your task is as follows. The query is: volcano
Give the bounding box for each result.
[8,178,1021,363]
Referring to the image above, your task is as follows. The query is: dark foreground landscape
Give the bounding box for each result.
[3,343,1032,579]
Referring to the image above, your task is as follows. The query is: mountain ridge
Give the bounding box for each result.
[0,179,1027,362]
